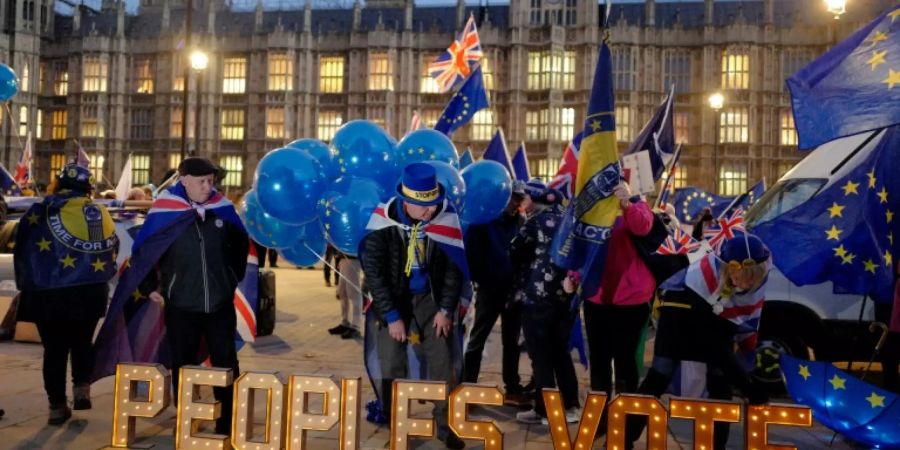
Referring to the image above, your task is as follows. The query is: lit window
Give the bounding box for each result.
[86,153,105,182]
[134,57,154,94]
[720,107,749,144]
[131,154,151,186]
[554,107,576,142]
[542,51,563,90]
[470,110,494,141]
[613,48,635,91]
[19,105,28,137]
[51,110,66,140]
[81,105,103,138]
[536,158,560,181]
[776,161,794,179]
[674,112,690,144]
[36,108,43,139]
[39,63,45,94]
[673,165,688,189]
[780,110,797,146]
[420,53,441,94]
[317,111,343,142]
[169,153,182,170]
[421,109,442,128]
[319,56,344,93]
[53,62,68,96]
[50,153,66,177]
[561,51,576,90]
[82,56,108,92]
[171,107,183,138]
[527,52,542,90]
[266,107,286,139]
[220,108,245,140]
[219,155,244,188]
[20,62,29,92]
[268,52,293,91]
[131,108,153,140]
[222,56,247,94]
[721,50,750,90]
[173,54,184,92]
[615,105,632,143]
[528,51,570,90]
[663,50,691,93]
[481,55,495,91]
[525,110,547,141]
[718,161,748,196]
[368,53,394,91]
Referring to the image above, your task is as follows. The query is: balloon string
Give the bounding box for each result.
[5,102,27,158]
[301,242,370,303]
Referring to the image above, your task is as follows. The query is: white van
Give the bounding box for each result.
[745,129,889,385]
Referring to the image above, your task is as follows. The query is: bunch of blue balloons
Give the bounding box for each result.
[243,120,514,267]
[0,63,20,102]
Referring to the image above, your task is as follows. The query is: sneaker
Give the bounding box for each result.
[73,383,92,410]
[328,324,349,335]
[516,409,543,424]
[442,431,466,449]
[503,391,531,408]
[340,329,361,340]
[48,404,72,425]
[540,409,580,426]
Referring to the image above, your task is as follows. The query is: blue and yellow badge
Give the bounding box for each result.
[15,191,119,291]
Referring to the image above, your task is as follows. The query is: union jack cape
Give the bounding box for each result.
[91,182,254,381]
[427,14,483,94]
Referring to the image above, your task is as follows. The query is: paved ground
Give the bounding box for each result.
[0,266,867,449]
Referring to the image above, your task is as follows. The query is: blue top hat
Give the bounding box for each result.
[397,162,445,207]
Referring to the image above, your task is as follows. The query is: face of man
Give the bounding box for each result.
[404,202,438,222]
[505,194,525,216]
[181,174,215,203]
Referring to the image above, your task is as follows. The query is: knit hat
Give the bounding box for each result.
[720,232,770,265]
[56,163,94,192]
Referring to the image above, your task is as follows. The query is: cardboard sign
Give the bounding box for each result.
[621,150,656,195]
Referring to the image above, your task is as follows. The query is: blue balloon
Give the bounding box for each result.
[240,190,304,249]
[287,138,338,179]
[423,161,466,212]
[397,129,459,169]
[279,221,327,267]
[331,120,399,193]
[255,147,326,225]
[0,64,18,102]
[459,160,513,225]
[319,177,384,256]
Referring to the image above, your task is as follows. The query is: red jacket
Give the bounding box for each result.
[583,200,656,306]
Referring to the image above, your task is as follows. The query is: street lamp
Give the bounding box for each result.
[189,50,209,157]
[825,0,846,19]
[708,92,725,194]
[190,50,209,71]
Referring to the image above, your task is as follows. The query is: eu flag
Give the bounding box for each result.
[511,143,530,182]
[752,126,900,304]
[434,66,490,137]
[459,147,474,169]
[788,5,900,150]
[624,87,675,180]
[669,187,734,225]
[551,31,621,299]
[482,129,513,175]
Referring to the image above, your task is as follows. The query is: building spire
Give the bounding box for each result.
[645,0,655,27]
[254,0,263,31]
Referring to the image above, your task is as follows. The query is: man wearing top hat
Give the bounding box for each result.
[361,162,467,449]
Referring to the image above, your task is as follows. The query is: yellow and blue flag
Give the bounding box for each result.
[752,126,899,304]
[551,31,622,299]
[788,5,900,150]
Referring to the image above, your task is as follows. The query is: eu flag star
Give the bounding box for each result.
[868,30,888,46]
[841,252,856,265]
[798,365,811,381]
[26,212,39,225]
[864,259,879,274]
[60,254,76,269]
[866,392,886,408]
[884,69,900,90]
[91,258,107,272]
[828,374,847,390]
[834,245,848,258]
[825,225,843,241]
[889,232,894,245]
[876,187,888,203]
[886,250,893,265]
[131,289,143,301]
[867,170,877,188]
[36,238,51,252]
[841,180,860,196]
[890,8,900,22]
[887,209,895,223]
[866,50,887,71]
[828,202,845,218]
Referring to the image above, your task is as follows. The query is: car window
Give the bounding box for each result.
[746,178,827,227]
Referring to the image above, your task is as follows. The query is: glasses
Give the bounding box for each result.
[727,258,758,271]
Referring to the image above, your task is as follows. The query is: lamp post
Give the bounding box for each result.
[179,0,195,161]
[708,92,724,193]
[825,0,846,19]
[190,50,209,157]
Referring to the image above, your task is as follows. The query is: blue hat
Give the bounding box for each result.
[397,162,445,206]
[720,233,770,264]
[57,163,94,192]
[524,177,547,198]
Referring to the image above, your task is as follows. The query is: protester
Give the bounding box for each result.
[360,162,466,449]
[14,164,118,425]
[625,233,771,450]
[252,240,279,268]
[328,252,363,339]
[462,181,528,406]
[323,244,340,286]
[127,187,147,201]
[147,157,249,435]
[691,207,715,241]
[513,181,580,425]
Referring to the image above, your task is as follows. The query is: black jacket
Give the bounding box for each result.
[360,201,463,324]
[464,212,523,293]
[158,210,249,313]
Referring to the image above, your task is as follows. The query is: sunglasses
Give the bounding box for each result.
[727,258,759,271]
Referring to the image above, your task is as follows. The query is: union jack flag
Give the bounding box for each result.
[548,131,583,200]
[428,14,483,94]
[704,208,746,253]
[14,132,32,188]
[656,226,700,255]
[408,112,423,136]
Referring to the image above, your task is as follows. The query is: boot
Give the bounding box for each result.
[73,383,92,410]
[48,403,72,425]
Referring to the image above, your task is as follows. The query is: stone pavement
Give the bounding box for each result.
[0,267,865,449]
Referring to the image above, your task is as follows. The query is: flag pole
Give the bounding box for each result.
[655,142,682,207]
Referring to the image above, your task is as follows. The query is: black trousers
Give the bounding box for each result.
[462,289,522,391]
[166,306,239,434]
[583,301,650,394]
[35,319,99,406]
[522,301,580,416]
[323,247,341,284]
[252,242,279,268]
